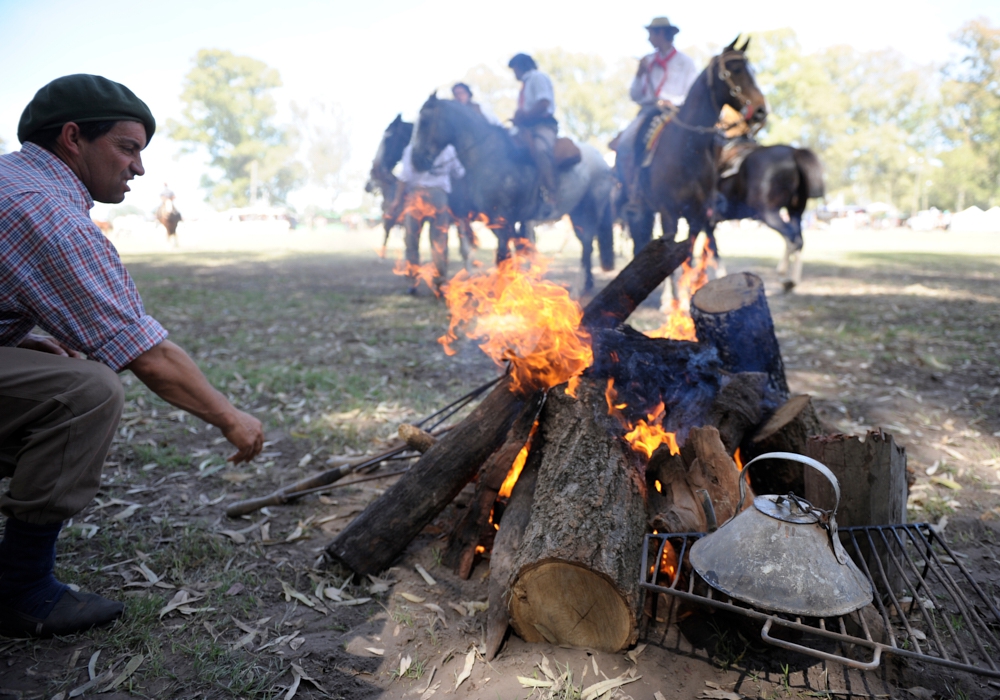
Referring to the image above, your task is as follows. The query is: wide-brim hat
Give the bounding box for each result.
[645,16,680,35]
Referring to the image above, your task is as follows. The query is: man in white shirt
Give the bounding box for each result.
[630,17,699,108]
[509,53,558,205]
[615,17,701,212]
[392,142,465,293]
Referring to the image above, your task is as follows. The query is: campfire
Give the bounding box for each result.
[317,237,910,660]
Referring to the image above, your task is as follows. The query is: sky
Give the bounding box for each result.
[1,0,997,216]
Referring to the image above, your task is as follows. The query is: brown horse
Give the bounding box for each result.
[156,199,182,247]
[623,37,768,260]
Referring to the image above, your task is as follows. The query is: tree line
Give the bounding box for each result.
[165,18,997,215]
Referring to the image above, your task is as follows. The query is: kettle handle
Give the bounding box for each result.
[736,451,841,515]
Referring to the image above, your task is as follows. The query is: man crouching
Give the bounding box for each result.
[0,74,264,637]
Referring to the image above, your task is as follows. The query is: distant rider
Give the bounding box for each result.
[615,17,699,212]
[391,142,465,293]
[451,82,502,126]
[508,53,558,206]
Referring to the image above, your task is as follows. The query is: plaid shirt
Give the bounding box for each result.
[0,143,167,371]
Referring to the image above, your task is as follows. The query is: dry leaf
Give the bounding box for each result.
[219,529,247,544]
[539,654,556,680]
[159,589,205,619]
[906,689,936,700]
[334,597,371,606]
[581,673,641,700]
[930,476,962,490]
[280,581,316,608]
[447,602,467,617]
[289,636,306,651]
[399,654,412,678]
[88,650,100,680]
[100,654,144,692]
[400,592,425,603]
[419,682,440,700]
[698,690,743,700]
[518,677,554,688]
[655,693,667,700]
[225,582,245,596]
[112,504,142,521]
[365,647,385,656]
[625,643,647,664]
[454,648,475,690]
[415,563,437,586]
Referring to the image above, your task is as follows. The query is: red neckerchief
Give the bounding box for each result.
[646,48,677,99]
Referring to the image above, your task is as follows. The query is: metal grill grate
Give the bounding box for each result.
[640,523,1000,678]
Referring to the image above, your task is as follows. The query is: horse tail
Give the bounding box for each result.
[793,149,825,199]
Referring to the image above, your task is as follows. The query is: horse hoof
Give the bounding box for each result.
[407,286,419,296]
[782,279,796,293]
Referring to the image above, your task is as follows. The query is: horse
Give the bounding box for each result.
[714,142,825,291]
[619,37,768,267]
[410,97,617,292]
[366,114,476,266]
[155,198,182,247]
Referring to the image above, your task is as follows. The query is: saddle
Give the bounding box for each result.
[637,103,679,168]
[553,137,582,170]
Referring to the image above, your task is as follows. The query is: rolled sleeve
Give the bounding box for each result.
[15,205,168,370]
[89,314,167,372]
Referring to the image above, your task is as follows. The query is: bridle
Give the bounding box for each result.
[671,49,759,135]
[707,49,755,118]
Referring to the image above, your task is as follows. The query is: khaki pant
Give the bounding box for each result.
[0,348,124,525]
[403,186,451,284]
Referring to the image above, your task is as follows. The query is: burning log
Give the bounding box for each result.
[326,376,534,576]
[444,392,545,578]
[502,379,648,653]
[691,272,789,407]
[326,238,691,576]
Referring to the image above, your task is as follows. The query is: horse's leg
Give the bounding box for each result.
[704,223,726,279]
[761,207,803,292]
[431,210,450,292]
[627,206,655,254]
[659,209,685,310]
[457,219,474,271]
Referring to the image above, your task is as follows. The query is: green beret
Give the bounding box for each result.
[17,74,156,145]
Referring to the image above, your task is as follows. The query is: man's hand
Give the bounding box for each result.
[637,56,651,76]
[126,340,264,464]
[220,409,264,464]
[17,333,82,358]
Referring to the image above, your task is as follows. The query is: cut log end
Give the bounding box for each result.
[509,562,635,652]
[691,271,763,314]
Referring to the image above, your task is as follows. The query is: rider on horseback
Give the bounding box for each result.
[508,53,558,208]
[614,17,699,214]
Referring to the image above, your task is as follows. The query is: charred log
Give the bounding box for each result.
[444,392,545,578]
[708,372,767,454]
[743,394,822,496]
[326,376,535,576]
[691,272,789,408]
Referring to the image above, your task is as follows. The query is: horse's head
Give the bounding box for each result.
[412,93,453,172]
[710,37,768,127]
[367,114,414,192]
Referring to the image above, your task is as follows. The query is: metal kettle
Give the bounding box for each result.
[688,452,873,618]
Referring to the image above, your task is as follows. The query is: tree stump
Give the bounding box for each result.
[691,272,789,407]
[744,394,823,496]
[505,380,648,652]
[804,431,908,593]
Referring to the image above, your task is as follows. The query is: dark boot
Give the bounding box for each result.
[0,518,122,638]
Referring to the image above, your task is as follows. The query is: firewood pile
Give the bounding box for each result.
[323,238,907,659]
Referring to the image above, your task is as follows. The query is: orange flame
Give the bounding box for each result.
[498,421,539,499]
[734,447,743,470]
[646,236,717,341]
[659,539,678,578]
[400,191,442,221]
[605,379,680,458]
[438,241,593,395]
[393,259,441,295]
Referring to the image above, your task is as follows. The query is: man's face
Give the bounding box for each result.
[512,65,526,81]
[453,86,471,104]
[647,29,672,52]
[77,121,147,204]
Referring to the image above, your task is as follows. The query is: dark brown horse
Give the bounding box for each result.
[714,142,825,290]
[623,37,767,260]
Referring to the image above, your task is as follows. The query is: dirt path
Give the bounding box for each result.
[0,226,997,699]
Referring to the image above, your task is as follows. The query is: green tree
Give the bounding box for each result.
[292,100,351,206]
[167,49,304,208]
[941,18,1000,206]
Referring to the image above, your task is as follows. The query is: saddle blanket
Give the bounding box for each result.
[640,105,678,168]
